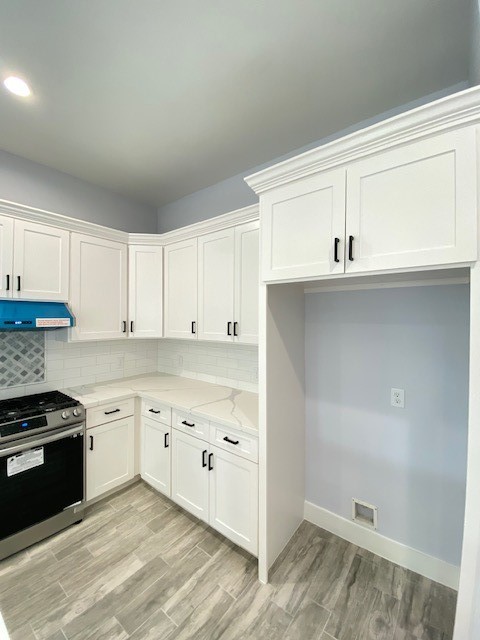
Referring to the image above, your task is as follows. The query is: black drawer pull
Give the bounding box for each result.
[17,275,21,292]
[223,436,239,445]
[202,449,207,467]
[208,453,213,471]
[191,321,196,334]
[104,408,121,415]
[181,420,195,428]
[149,409,161,414]
[334,237,340,263]
[122,320,127,333]
[130,321,134,333]
[233,322,238,337]
[348,236,354,261]
[164,432,169,448]
[227,321,232,336]
[89,435,94,451]
[5,274,9,291]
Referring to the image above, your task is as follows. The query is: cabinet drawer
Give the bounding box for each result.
[142,400,172,426]
[172,409,209,441]
[87,398,135,429]
[210,422,258,462]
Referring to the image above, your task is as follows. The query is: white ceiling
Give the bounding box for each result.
[0,0,473,208]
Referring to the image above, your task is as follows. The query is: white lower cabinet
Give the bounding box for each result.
[86,416,135,501]
[171,429,209,521]
[209,445,258,555]
[141,417,171,497]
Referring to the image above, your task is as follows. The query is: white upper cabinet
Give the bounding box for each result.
[261,169,346,281]
[345,128,478,273]
[70,233,128,341]
[0,215,14,298]
[254,127,478,282]
[0,217,69,301]
[198,228,235,342]
[164,238,198,339]
[128,245,163,338]
[234,221,259,344]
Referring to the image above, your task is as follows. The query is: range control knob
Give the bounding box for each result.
[72,408,81,417]
[61,410,70,420]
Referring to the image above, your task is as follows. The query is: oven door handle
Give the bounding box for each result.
[0,424,84,457]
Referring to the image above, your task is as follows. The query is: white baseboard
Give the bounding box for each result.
[304,501,459,590]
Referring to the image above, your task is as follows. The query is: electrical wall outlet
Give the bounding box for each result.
[391,388,405,408]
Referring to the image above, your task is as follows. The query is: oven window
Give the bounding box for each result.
[0,433,84,540]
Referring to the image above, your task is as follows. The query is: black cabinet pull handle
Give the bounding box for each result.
[208,453,213,471]
[227,321,232,336]
[202,449,207,467]
[233,322,238,337]
[149,408,161,414]
[181,420,195,427]
[89,435,94,451]
[122,321,127,333]
[348,236,354,261]
[223,436,239,445]
[164,432,169,448]
[104,408,120,415]
[191,321,196,334]
[130,321,134,333]
[334,237,340,263]
[5,274,10,291]
[17,276,21,292]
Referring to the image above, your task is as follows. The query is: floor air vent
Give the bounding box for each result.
[352,499,378,530]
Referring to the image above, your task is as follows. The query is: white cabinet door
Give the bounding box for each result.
[198,228,235,342]
[0,215,14,298]
[141,417,171,497]
[164,238,198,339]
[234,221,259,344]
[209,445,258,555]
[70,233,127,341]
[171,429,209,521]
[129,245,163,338]
[13,220,69,301]
[346,128,478,273]
[261,169,346,282]
[86,417,135,501]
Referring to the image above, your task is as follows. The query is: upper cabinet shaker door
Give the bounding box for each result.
[13,220,69,301]
[345,128,478,273]
[261,168,346,282]
[164,238,198,339]
[0,215,14,299]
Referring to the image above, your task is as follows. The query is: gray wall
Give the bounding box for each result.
[305,285,469,566]
[0,149,157,233]
[157,83,468,232]
[470,0,480,86]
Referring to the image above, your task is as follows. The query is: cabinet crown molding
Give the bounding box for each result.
[0,200,258,245]
[245,86,480,194]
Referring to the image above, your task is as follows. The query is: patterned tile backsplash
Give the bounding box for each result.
[0,331,45,387]
[0,331,258,399]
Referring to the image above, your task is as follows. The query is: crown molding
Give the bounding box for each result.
[0,199,259,246]
[0,199,129,243]
[245,86,480,194]
[151,203,259,245]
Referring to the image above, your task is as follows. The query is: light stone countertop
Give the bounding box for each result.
[63,373,258,436]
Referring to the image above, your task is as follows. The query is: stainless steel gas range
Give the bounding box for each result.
[0,391,85,560]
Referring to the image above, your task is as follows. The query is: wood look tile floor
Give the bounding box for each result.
[0,482,457,640]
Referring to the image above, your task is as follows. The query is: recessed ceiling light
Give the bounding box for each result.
[3,76,31,97]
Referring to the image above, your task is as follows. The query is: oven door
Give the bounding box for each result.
[0,424,84,541]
